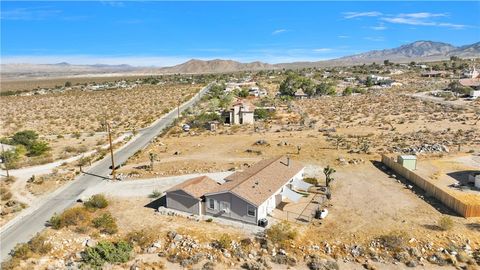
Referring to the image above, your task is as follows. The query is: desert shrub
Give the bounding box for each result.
[377,232,406,252]
[10,243,31,259]
[84,194,108,210]
[303,177,318,185]
[49,206,90,229]
[254,108,274,120]
[0,186,12,201]
[28,141,51,156]
[126,229,157,248]
[29,234,52,255]
[82,240,133,268]
[215,234,232,250]
[92,213,118,234]
[266,221,298,246]
[438,216,454,231]
[149,190,162,198]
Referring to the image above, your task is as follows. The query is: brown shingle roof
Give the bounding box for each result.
[459,78,480,87]
[166,176,220,199]
[207,156,304,206]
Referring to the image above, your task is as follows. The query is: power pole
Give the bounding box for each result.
[177,101,180,119]
[1,144,9,179]
[107,122,116,180]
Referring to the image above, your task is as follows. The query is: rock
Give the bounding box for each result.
[242,260,266,270]
[278,249,287,255]
[405,260,417,267]
[173,234,183,242]
[85,239,96,247]
[271,254,297,266]
[202,261,215,270]
[146,246,157,253]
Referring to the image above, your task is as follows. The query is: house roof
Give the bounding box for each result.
[207,156,304,206]
[459,78,480,87]
[166,176,221,199]
[294,89,307,96]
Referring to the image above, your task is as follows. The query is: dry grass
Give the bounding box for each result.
[0,83,202,136]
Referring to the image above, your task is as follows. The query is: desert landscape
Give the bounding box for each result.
[1,1,480,269]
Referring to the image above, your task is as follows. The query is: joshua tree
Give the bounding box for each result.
[297,145,302,155]
[149,152,158,171]
[323,165,336,187]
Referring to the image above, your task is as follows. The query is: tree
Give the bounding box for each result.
[279,73,300,96]
[448,81,471,95]
[148,152,158,171]
[11,130,39,149]
[28,141,50,156]
[316,82,336,96]
[64,81,72,87]
[383,60,391,66]
[365,76,374,87]
[323,165,336,187]
[237,88,249,98]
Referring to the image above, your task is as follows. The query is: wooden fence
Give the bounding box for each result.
[382,155,480,218]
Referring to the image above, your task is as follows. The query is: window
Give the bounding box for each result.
[247,206,256,217]
[208,198,216,210]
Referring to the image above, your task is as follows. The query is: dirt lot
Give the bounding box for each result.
[0,83,202,136]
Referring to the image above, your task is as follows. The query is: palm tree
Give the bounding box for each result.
[324,165,336,187]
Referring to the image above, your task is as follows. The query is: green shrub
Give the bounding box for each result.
[28,141,51,156]
[49,206,91,229]
[125,229,157,248]
[92,213,118,234]
[438,216,454,231]
[266,221,298,246]
[11,243,31,259]
[82,240,133,268]
[149,190,162,198]
[29,234,52,255]
[216,234,232,250]
[84,194,109,210]
[0,186,12,201]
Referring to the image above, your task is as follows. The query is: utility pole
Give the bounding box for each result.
[1,144,9,179]
[107,122,116,180]
[177,101,180,119]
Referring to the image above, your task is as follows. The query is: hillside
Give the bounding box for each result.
[157,59,276,74]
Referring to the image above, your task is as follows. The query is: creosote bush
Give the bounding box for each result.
[266,221,298,246]
[126,229,157,249]
[438,216,454,231]
[49,206,91,229]
[92,212,118,235]
[216,233,232,250]
[84,194,109,210]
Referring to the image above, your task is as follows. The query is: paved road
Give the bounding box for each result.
[0,84,211,261]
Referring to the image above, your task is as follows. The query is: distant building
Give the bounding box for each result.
[294,89,308,99]
[421,71,450,78]
[462,67,479,79]
[223,101,255,125]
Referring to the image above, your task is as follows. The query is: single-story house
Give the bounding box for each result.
[165,176,221,215]
[222,101,255,125]
[165,156,308,225]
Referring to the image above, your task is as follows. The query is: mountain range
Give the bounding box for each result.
[1,41,479,79]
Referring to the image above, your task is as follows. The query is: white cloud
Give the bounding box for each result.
[364,36,385,42]
[272,29,287,35]
[382,12,467,29]
[337,35,349,39]
[1,7,62,20]
[343,11,382,19]
[313,48,333,52]
[371,23,387,30]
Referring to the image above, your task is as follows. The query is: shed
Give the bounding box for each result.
[397,155,417,171]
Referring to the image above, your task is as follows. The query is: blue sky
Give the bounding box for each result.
[1,1,479,66]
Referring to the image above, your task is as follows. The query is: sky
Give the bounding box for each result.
[1,1,479,67]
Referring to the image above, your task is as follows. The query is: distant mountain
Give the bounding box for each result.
[280,41,480,67]
[2,41,479,79]
[157,59,276,74]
